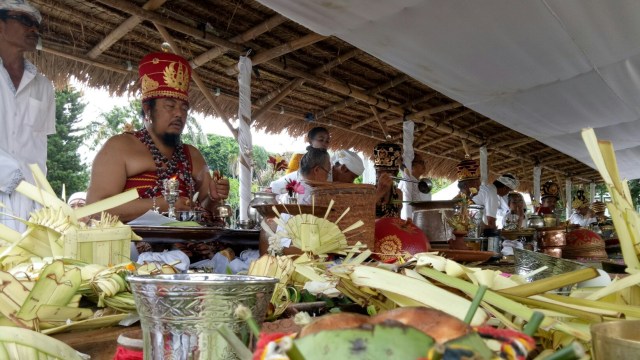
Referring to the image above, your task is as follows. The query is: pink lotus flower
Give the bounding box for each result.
[285,179,305,196]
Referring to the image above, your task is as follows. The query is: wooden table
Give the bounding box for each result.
[52,325,140,360]
[131,226,259,245]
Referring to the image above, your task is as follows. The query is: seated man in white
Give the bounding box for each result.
[269,149,363,194]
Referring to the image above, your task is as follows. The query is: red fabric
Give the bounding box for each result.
[113,346,143,360]
[123,145,193,198]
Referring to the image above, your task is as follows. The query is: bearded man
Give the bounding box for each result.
[86,52,229,222]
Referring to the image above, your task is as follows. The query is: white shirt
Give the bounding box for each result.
[471,184,499,225]
[269,171,302,195]
[398,173,431,220]
[496,194,510,229]
[0,59,55,232]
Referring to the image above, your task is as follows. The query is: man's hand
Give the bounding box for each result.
[209,177,230,201]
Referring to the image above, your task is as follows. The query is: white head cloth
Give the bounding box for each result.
[0,0,42,23]
[333,150,364,176]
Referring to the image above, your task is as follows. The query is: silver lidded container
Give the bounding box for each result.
[128,274,278,360]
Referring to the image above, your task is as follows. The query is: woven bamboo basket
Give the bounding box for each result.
[306,181,377,250]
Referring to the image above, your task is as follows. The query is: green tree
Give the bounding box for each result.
[46,87,89,196]
[198,134,271,182]
[84,100,142,151]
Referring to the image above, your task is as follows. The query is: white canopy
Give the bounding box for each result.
[258,0,640,180]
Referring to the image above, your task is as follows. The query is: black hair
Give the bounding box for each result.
[140,98,157,119]
[307,127,329,143]
[299,146,330,176]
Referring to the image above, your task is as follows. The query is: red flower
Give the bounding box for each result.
[285,179,305,196]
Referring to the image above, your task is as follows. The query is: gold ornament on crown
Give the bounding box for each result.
[163,61,190,91]
[141,74,159,94]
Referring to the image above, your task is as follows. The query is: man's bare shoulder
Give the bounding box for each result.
[98,133,141,152]
[104,132,139,146]
[94,133,142,161]
[185,144,206,159]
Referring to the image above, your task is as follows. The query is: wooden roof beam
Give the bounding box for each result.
[270,61,406,115]
[386,102,463,126]
[253,78,305,122]
[418,113,485,149]
[351,94,437,130]
[313,49,362,75]
[316,74,408,120]
[255,49,360,108]
[191,14,286,69]
[490,137,537,149]
[95,0,246,53]
[42,41,130,74]
[87,0,166,59]
[224,33,327,75]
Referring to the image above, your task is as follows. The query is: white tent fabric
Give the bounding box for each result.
[258,0,640,180]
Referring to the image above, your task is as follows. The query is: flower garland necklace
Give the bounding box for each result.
[134,128,195,199]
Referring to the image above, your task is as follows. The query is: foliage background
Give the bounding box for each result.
[46,87,89,196]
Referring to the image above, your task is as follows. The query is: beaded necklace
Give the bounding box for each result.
[134,128,195,199]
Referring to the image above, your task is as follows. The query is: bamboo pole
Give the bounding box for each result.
[224,33,327,75]
[416,110,476,147]
[41,44,130,74]
[255,49,360,108]
[313,48,361,75]
[369,105,389,139]
[253,78,305,122]
[269,61,405,115]
[96,0,245,53]
[87,0,167,59]
[387,102,463,126]
[153,24,237,138]
[316,75,408,120]
[191,14,286,68]
[351,94,437,130]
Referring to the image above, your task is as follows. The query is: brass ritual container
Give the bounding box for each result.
[591,320,640,360]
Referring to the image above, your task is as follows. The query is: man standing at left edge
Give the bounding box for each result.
[0,0,55,232]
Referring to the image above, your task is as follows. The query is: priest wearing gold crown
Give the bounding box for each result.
[86,52,229,222]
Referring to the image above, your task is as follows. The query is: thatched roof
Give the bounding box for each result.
[29,0,602,191]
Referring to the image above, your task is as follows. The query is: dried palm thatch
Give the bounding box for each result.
[27,0,602,190]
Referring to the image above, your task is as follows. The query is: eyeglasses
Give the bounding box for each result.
[1,14,41,30]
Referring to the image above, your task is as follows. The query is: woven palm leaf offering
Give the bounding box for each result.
[0,165,182,337]
[245,192,617,358]
[249,199,367,318]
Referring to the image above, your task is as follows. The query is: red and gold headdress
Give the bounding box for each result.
[456,157,480,181]
[541,180,560,200]
[139,52,191,103]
